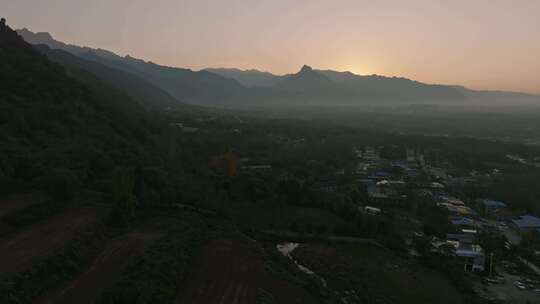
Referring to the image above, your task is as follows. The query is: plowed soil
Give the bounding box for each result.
[177,238,317,304]
[0,205,106,273]
[35,231,162,304]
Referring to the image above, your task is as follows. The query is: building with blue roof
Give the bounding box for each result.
[511,215,540,234]
[478,199,507,216]
[451,217,476,227]
[482,199,507,209]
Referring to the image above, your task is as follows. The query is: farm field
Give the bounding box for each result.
[292,243,465,304]
[177,238,318,304]
[0,205,107,274]
[0,192,45,217]
[35,231,162,304]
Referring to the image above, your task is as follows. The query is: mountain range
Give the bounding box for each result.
[17,28,244,108]
[17,28,540,108]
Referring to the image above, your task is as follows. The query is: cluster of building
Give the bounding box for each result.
[169,122,199,133]
[350,146,540,273]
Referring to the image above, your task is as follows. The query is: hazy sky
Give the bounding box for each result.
[3,0,540,93]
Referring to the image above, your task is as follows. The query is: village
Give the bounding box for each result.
[174,114,540,302]
[326,144,540,302]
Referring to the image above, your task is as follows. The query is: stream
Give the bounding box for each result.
[276,242,328,288]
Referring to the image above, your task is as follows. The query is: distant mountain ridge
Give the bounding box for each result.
[277,65,334,90]
[204,68,280,87]
[206,66,540,105]
[17,28,120,60]
[17,28,245,106]
[32,44,181,110]
[260,64,465,102]
[17,28,540,107]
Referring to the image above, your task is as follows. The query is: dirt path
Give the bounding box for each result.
[0,192,45,217]
[177,239,317,304]
[0,205,106,273]
[34,231,162,304]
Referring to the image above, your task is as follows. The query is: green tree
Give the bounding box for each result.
[112,168,138,223]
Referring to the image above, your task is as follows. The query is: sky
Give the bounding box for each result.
[2,0,540,94]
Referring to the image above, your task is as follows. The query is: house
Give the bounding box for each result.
[439,203,476,216]
[182,126,199,133]
[169,122,199,133]
[430,182,445,190]
[511,215,540,234]
[318,178,338,192]
[478,199,507,215]
[427,166,448,180]
[446,234,485,272]
[450,217,476,227]
[437,195,465,206]
[363,206,382,215]
[406,148,416,162]
[455,243,485,272]
[447,233,475,243]
[404,168,419,178]
[374,180,406,196]
[363,146,380,162]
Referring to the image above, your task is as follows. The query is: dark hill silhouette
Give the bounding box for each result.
[17,27,122,60]
[33,44,181,110]
[204,68,280,87]
[316,69,465,101]
[16,28,540,107]
[202,66,540,105]
[212,65,466,102]
[17,28,246,106]
[1,19,161,193]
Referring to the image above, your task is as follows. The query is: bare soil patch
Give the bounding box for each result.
[0,192,45,217]
[0,205,107,273]
[34,231,162,304]
[177,238,317,304]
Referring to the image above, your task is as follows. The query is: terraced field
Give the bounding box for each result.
[0,195,319,304]
[177,238,317,304]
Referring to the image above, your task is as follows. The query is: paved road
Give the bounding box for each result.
[476,269,540,303]
[518,257,540,276]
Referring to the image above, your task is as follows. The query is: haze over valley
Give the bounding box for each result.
[2,2,540,303]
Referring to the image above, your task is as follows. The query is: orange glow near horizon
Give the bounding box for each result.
[3,0,540,94]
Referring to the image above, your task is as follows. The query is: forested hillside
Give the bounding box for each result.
[0,20,164,196]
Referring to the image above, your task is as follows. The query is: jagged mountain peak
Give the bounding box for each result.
[289,65,330,81]
[299,65,313,73]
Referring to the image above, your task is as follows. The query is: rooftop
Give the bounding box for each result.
[482,199,507,208]
[512,215,540,228]
[451,217,475,226]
